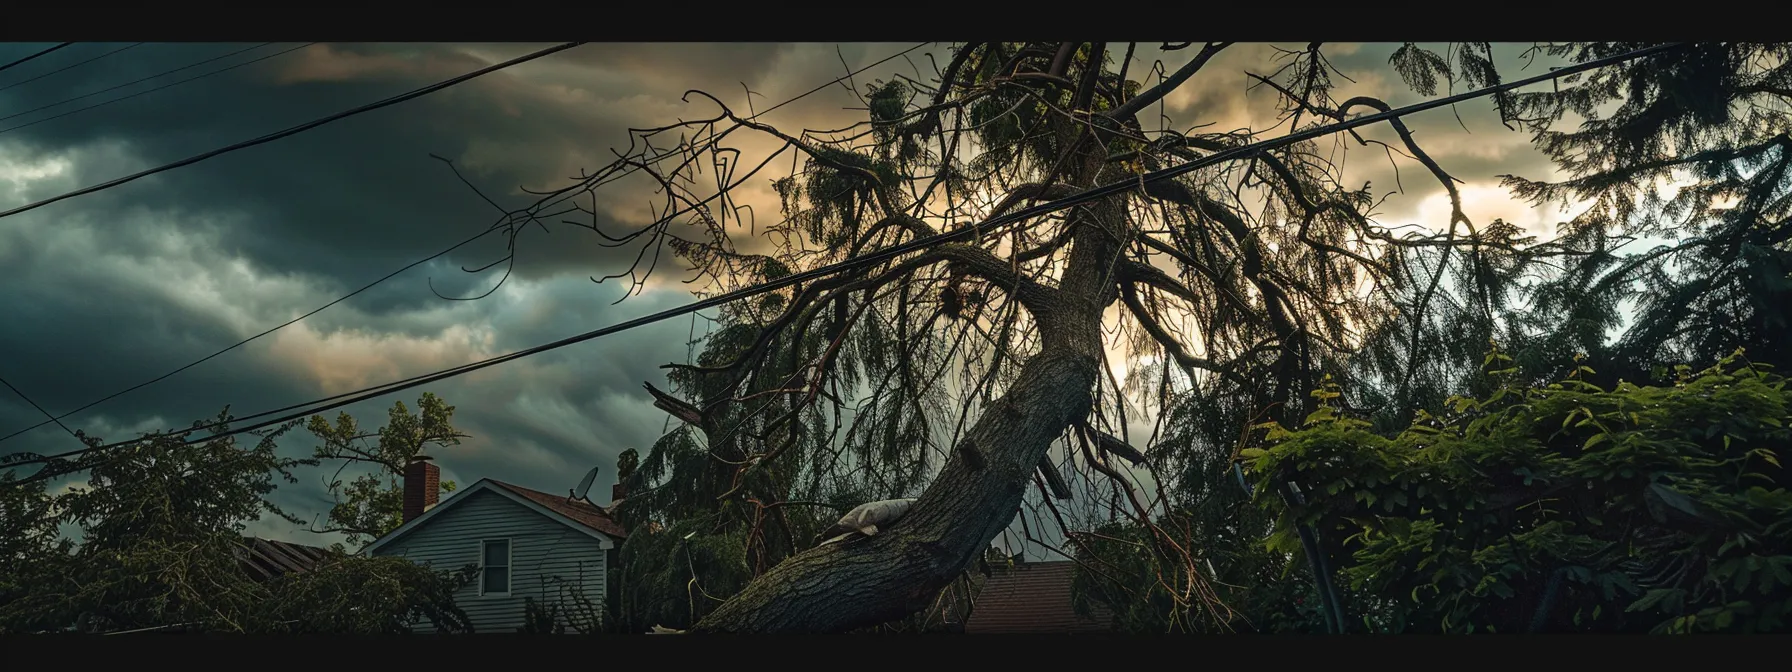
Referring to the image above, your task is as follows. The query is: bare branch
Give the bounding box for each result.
[1108,43,1231,121]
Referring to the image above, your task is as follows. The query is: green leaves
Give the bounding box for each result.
[1239,354,1792,633]
[261,554,477,634]
[306,394,467,547]
[0,405,477,634]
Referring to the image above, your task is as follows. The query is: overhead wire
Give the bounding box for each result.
[0,41,586,222]
[0,42,315,137]
[0,43,143,95]
[0,42,278,127]
[0,226,503,446]
[2,42,1685,484]
[0,43,73,75]
[0,375,77,439]
[0,42,933,446]
[0,43,317,138]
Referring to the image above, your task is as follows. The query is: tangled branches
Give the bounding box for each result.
[438,42,1584,632]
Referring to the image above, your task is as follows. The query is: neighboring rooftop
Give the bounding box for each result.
[237,536,332,581]
[490,479,629,539]
[964,561,1114,634]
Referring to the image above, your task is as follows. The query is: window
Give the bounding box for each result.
[480,539,511,595]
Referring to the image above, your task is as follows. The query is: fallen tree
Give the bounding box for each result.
[471,42,1609,632]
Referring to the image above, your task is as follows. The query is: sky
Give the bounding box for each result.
[0,42,1586,551]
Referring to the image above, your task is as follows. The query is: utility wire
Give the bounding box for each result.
[0,41,586,222]
[0,43,143,95]
[0,42,276,126]
[753,42,931,119]
[0,43,316,138]
[0,225,502,446]
[6,41,1684,476]
[0,374,77,439]
[3,42,1684,484]
[0,42,933,447]
[0,43,73,75]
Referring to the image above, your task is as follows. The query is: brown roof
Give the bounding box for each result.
[490,480,628,539]
[237,536,332,581]
[964,561,1114,634]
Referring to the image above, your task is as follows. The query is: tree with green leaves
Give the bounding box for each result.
[1499,43,1792,387]
[1193,42,1792,632]
[465,41,1572,633]
[0,471,77,633]
[304,392,466,546]
[0,407,476,634]
[260,552,477,634]
[1346,42,1792,417]
[14,411,311,633]
[1242,348,1792,633]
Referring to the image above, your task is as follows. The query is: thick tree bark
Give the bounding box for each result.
[689,349,1098,632]
[689,137,1120,633]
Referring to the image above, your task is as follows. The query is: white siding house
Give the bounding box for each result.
[364,478,626,633]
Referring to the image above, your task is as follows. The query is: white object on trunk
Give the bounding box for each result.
[815,498,917,547]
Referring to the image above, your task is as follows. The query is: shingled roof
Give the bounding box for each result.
[489,480,628,539]
[964,561,1114,634]
[237,536,332,581]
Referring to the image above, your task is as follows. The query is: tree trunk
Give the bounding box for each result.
[690,142,1119,633]
[690,349,1097,631]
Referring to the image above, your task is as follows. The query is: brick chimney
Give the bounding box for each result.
[611,482,627,505]
[403,460,440,524]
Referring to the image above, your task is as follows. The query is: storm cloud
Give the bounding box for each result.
[0,42,1572,551]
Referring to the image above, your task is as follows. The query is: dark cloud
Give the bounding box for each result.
[0,41,797,541]
[0,42,1574,550]
[1130,42,1571,234]
[0,42,823,289]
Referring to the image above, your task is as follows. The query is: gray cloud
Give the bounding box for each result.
[0,42,829,544]
[0,42,1575,552]
[1137,42,1569,234]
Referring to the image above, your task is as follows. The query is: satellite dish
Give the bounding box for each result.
[570,466,600,503]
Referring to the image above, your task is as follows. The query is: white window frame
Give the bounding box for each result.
[479,538,513,596]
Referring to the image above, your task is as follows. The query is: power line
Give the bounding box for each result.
[0,42,933,445]
[0,225,503,447]
[0,43,315,138]
[0,43,143,95]
[0,43,73,75]
[0,374,77,439]
[0,42,277,127]
[0,42,586,222]
[2,42,1685,483]
[5,42,1688,476]
[753,42,932,119]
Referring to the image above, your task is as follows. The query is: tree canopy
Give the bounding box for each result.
[0,402,476,634]
[4,41,1787,635]
[304,392,465,546]
[1238,349,1791,633]
[547,41,1790,632]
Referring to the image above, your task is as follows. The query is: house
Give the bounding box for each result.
[963,560,1115,634]
[362,460,628,633]
[236,536,331,581]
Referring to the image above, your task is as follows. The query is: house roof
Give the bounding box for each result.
[237,536,332,581]
[964,561,1114,634]
[362,478,627,555]
[488,480,628,539]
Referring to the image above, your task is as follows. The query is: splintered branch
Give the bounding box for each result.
[1037,455,1072,500]
[644,382,705,427]
[1079,421,1147,466]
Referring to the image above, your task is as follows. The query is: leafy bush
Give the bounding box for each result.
[260,553,477,634]
[1242,348,1792,632]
